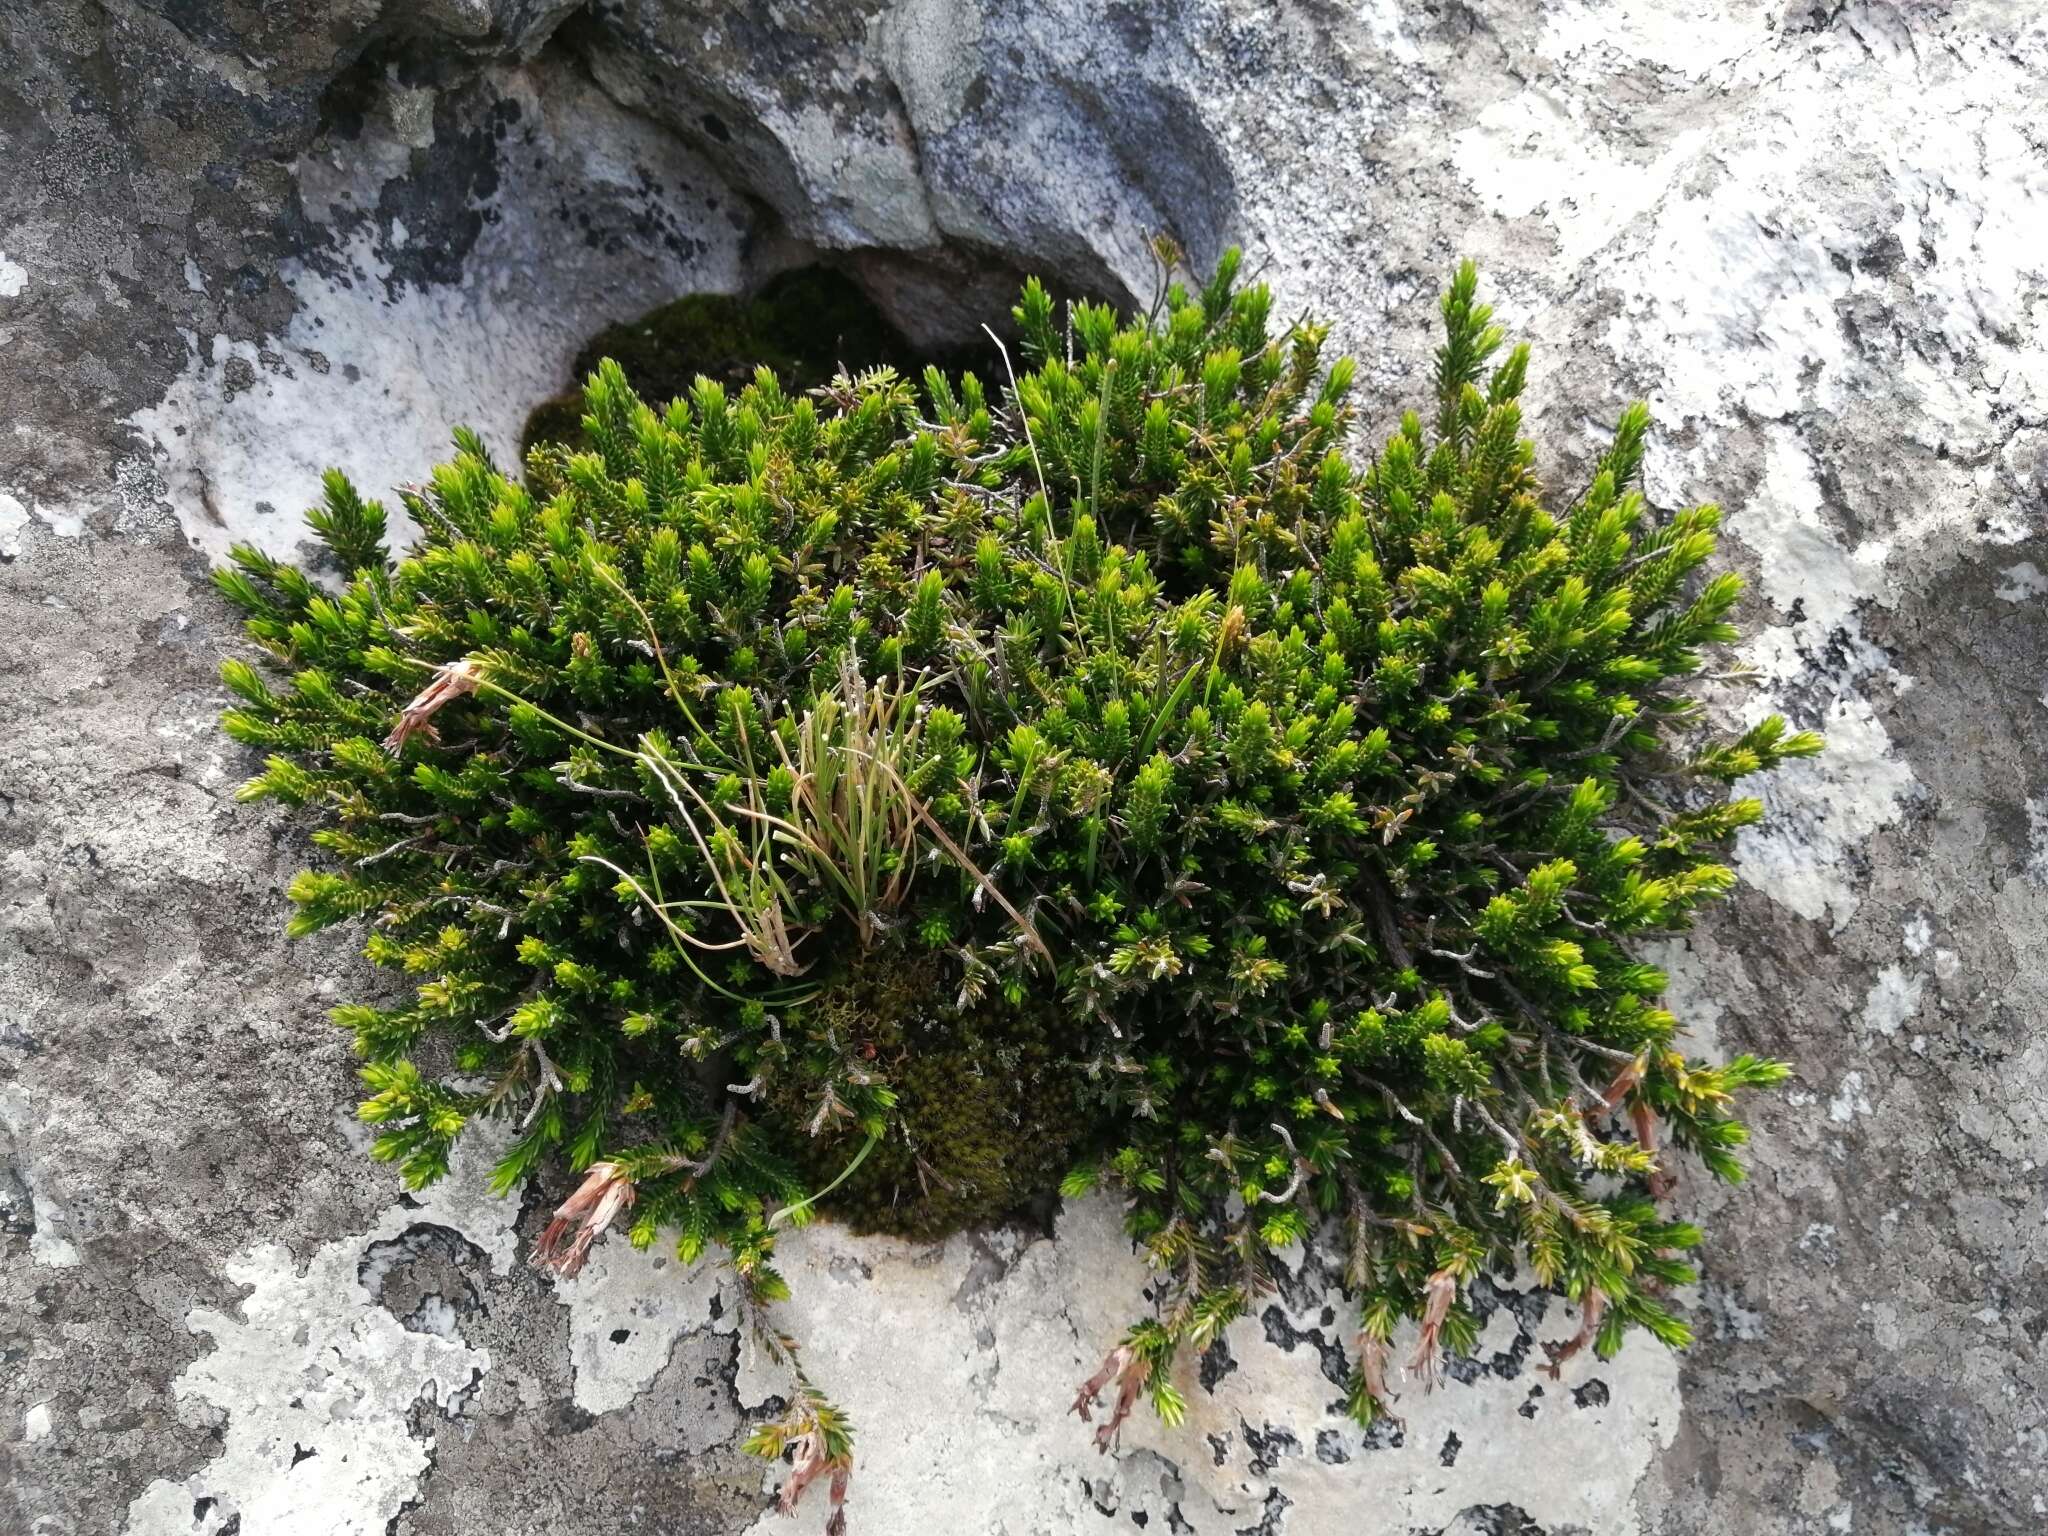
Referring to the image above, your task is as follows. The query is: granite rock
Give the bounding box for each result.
[2,3,2043,1533]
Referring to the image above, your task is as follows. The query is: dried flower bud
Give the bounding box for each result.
[1542,1286,1607,1379]
[1598,1053,1646,1113]
[1406,1267,1459,1389]
[779,1425,828,1515]
[1217,603,1247,657]
[529,1161,636,1279]
[1355,1333,1404,1428]
[1631,1099,1675,1199]
[1071,1342,1146,1452]
[774,1418,851,1529]
[383,657,482,753]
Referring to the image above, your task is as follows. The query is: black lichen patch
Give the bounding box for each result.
[358,1223,487,1338]
[1239,1419,1300,1477]
[1359,1413,1406,1452]
[1445,1507,1550,1536]
[1198,1333,1239,1394]
[521,265,993,464]
[0,1160,33,1235]
[1260,1304,1354,1390]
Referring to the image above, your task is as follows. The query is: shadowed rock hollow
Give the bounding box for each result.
[2,3,2044,1534]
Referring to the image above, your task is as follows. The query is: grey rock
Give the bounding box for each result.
[2,2,2043,1533]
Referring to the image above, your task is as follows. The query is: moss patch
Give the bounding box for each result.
[522,265,987,462]
[765,953,1086,1242]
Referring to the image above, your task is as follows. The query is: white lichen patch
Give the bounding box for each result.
[1735,693,1916,933]
[1999,562,2048,603]
[0,250,25,298]
[129,64,748,571]
[1827,1071,1873,1126]
[1444,10,2048,936]
[1859,964,1925,1038]
[1641,936,1727,1058]
[1536,0,1770,77]
[1719,436,1914,927]
[1734,431,1889,642]
[0,491,25,559]
[547,1234,732,1414]
[731,1197,1678,1535]
[1453,94,1707,268]
[1902,911,1934,956]
[2027,797,2048,886]
[0,486,87,556]
[120,1130,521,1536]
[0,1084,81,1267]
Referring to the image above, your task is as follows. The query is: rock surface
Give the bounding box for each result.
[2,2,2044,1533]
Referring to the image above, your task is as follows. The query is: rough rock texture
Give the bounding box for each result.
[3,2,2044,1533]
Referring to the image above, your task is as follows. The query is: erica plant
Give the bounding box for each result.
[216,246,1815,1524]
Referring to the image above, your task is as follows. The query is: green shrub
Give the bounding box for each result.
[216,249,1815,1521]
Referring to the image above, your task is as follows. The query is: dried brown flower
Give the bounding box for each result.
[1070,1342,1147,1452]
[529,1160,636,1279]
[383,657,481,753]
[1354,1333,1404,1429]
[1217,603,1247,657]
[776,1420,851,1531]
[1631,1098,1676,1199]
[1598,1052,1646,1113]
[1406,1267,1459,1389]
[1542,1286,1607,1379]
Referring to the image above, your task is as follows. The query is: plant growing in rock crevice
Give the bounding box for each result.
[215,245,1814,1525]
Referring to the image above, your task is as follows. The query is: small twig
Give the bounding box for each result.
[355,833,434,868]
[558,773,642,801]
